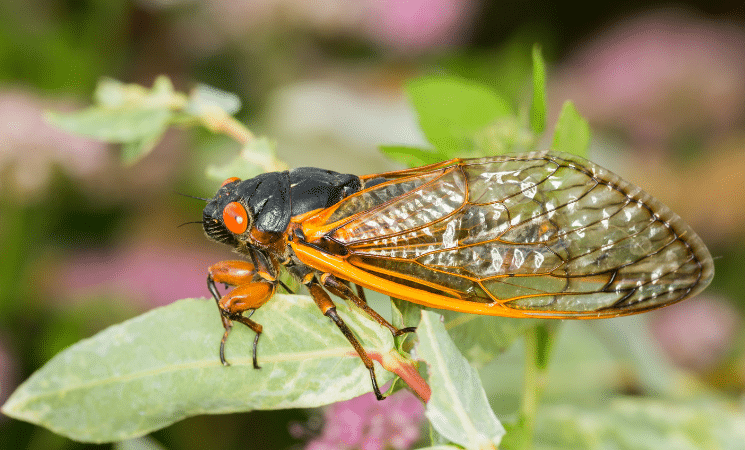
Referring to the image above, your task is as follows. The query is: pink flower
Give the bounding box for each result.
[187,0,477,54]
[0,89,110,198]
[362,0,478,53]
[49,239,233,308]
[650,296,740,372]
[550,9,745,149]
[299,389,425,450]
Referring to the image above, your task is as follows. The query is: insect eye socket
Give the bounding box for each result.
[222,202,249,234]
[221,177,241,187]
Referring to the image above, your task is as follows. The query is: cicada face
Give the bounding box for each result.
[202,178,249,248]
[203,168,366,252]
[203,171,297,251]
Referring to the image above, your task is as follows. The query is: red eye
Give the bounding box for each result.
[221,177,241,187]
[223,202,248,234]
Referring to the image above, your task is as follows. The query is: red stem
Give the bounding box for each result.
[368,351,431,403]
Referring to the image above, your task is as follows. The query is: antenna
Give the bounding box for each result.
[175,192,210,202]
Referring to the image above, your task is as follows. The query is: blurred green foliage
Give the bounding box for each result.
[1,1,743,450]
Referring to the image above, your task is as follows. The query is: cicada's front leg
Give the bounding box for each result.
[207,260,276,369]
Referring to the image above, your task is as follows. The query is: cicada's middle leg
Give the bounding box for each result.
[320,273,417,337]
[207,260,276,369]
[302,278,389,400]
[298,272,416,400]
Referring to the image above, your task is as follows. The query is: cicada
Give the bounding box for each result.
[201,150,713,399]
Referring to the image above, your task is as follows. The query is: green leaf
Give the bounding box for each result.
[530,44,547,135]
[94,76,183,110]
[552,101,590,158]
[1,296,395,443]
[407,76,512,156]
[391,299,537,368]
[378,145,446,168]
[390,299,423,334]
[445,313,541,368]
[472,116,538,157]
[119,118,172,165]
[533,397,745,450]
[206,137,286,182]
[45,76,187,165]
[416,311,505,449]
[45,107,172,145]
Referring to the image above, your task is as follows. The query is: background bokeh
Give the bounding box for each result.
[1,1,744,449]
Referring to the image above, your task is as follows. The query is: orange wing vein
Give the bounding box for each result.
[292,151,714,318]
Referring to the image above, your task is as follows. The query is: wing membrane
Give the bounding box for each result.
[298,151,713,317]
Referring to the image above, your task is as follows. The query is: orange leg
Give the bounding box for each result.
[208,260,276,369]
[305,280,387,400]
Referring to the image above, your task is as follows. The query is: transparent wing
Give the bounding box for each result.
[301,151,713,317]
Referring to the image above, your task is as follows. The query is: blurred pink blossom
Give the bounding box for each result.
[51,239,232,308]
[295,389,425,450]
[650,296,740,372]
[362,0,478,53]
[0,90,110,197]
[189,0,477,53]
[550,9,745,149]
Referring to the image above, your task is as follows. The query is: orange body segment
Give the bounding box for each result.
[290,241,524,316]
[307,283,335,315]
[208,260,257,286]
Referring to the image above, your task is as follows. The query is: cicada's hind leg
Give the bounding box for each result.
[207,260,276,369]
[354,283,367,303]
[320,273,417,337]
[302,276,386,400]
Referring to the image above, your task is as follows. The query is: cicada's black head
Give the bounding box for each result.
[202,167,362,250]
[202,171,292,249]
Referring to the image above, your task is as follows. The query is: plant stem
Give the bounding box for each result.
[198,106,290,173]
[200,106,255,145]
[519,329,539,449]
[376,351,431,402]
[518,323,556,449]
